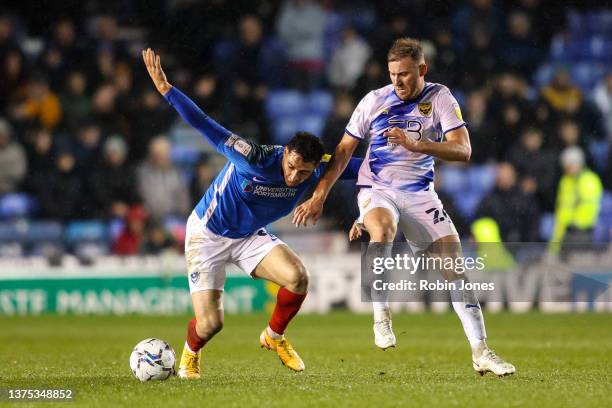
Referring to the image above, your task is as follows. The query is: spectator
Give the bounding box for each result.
[143,221,175,255]
[424,22,458,87]
[460,25,496,91]
[22,126,54,194]
[137,136,190,221]
[321,91,366,155]
[593,72,612,140]
[0,50,27,114]
[217,15,271,142]
[12,75,62,131]
[59,71,91,132]
[0,118,27,195]
[277,0,326,90]
[89,136,140,219]
[40,20,87,89]
[129,89,174,163]
[498,11,544,76]
[189,153,215,207]
[37,149,81,220]
[554,119,593,166]
[464,90,497,163]
[91,83,122,135]
[475,162,540,242]
[112,205,147,255]
[452,0,502,51]
[506,127,557,211]
[541,67,582,113]
[550,147,603,252]
[353,59,387,101]
[328,26,371,90]
[72,120,103,175]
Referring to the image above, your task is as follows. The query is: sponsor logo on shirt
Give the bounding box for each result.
[241,179,296,198]
[455,105,463,121]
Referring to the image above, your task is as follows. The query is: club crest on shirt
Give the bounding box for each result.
[418,102,432,117]
[225,134,239,147]
[190,271,200,284]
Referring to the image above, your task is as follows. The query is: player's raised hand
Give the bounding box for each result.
[348,221,363,241]
[142,48,172,96]
[292,197,324,227]
[383,127,421,153]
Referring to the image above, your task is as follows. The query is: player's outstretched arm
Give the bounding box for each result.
[292,133,359,227]
[142,48,233,150]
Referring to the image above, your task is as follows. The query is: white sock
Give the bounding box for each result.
[184,341,197,354]
[373,302,390,322]
[449,280,487,348]
[266,325,282,340]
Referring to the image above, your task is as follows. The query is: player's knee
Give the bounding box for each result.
[196,315,224,338]
[368,222,396,242]
[286,263,309,293]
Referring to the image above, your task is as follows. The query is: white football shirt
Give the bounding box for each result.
[346,82,466,191]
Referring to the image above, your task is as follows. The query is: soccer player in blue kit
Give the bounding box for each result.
[142,49,360,378]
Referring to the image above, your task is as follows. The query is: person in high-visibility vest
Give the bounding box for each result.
[550,146,603,251]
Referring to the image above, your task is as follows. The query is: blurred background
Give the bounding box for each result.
[0,0,610,314]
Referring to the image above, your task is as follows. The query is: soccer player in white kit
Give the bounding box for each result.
[294,38,515,377]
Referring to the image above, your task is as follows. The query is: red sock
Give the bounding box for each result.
[268,288,307,335]
[186,317,207,352]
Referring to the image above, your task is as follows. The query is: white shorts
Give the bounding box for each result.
[357,187,457,251]
[184,211,284,292]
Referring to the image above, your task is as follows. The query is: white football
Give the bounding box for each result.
[129,338,176,382]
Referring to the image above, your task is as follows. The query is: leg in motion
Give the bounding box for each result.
[364,207,398,350]
[429,235,515,377]
[178,290,224,379]
[253,245,309,372]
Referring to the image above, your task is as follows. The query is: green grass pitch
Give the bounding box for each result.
[1,312,611,407]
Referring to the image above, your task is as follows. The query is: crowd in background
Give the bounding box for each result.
[0,0,610,256]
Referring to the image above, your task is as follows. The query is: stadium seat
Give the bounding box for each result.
[299,114,326,138]
[467,165,496,195]
[65,221,108,244]
[272,117,300,144]
[24,221,64,257]
[171,145,201,167]
[454,190,482,219]
[265,90,307,118]
[0,193,37,219]
[25,221,63,243]
[539,213,555,241]
[307,90,334,117]
[438,165,468,195]
[108,218,125,241]
[588,140,609,173]
[0,221,25,243]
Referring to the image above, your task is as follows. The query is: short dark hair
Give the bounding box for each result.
[388,37,424,62]
[286,131,324,164]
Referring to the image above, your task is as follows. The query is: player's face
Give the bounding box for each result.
[388,57,427,100]
[282,148,318,187]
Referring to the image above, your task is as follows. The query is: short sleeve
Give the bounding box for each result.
[345,92,374,140]
[436,89,466,134]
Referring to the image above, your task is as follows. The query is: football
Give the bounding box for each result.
[129,338,176,382]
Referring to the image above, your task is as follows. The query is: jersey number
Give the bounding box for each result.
[425,207,449,225]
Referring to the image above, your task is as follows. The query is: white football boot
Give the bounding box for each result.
[373,309,396,350]
[472,342,516,377]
